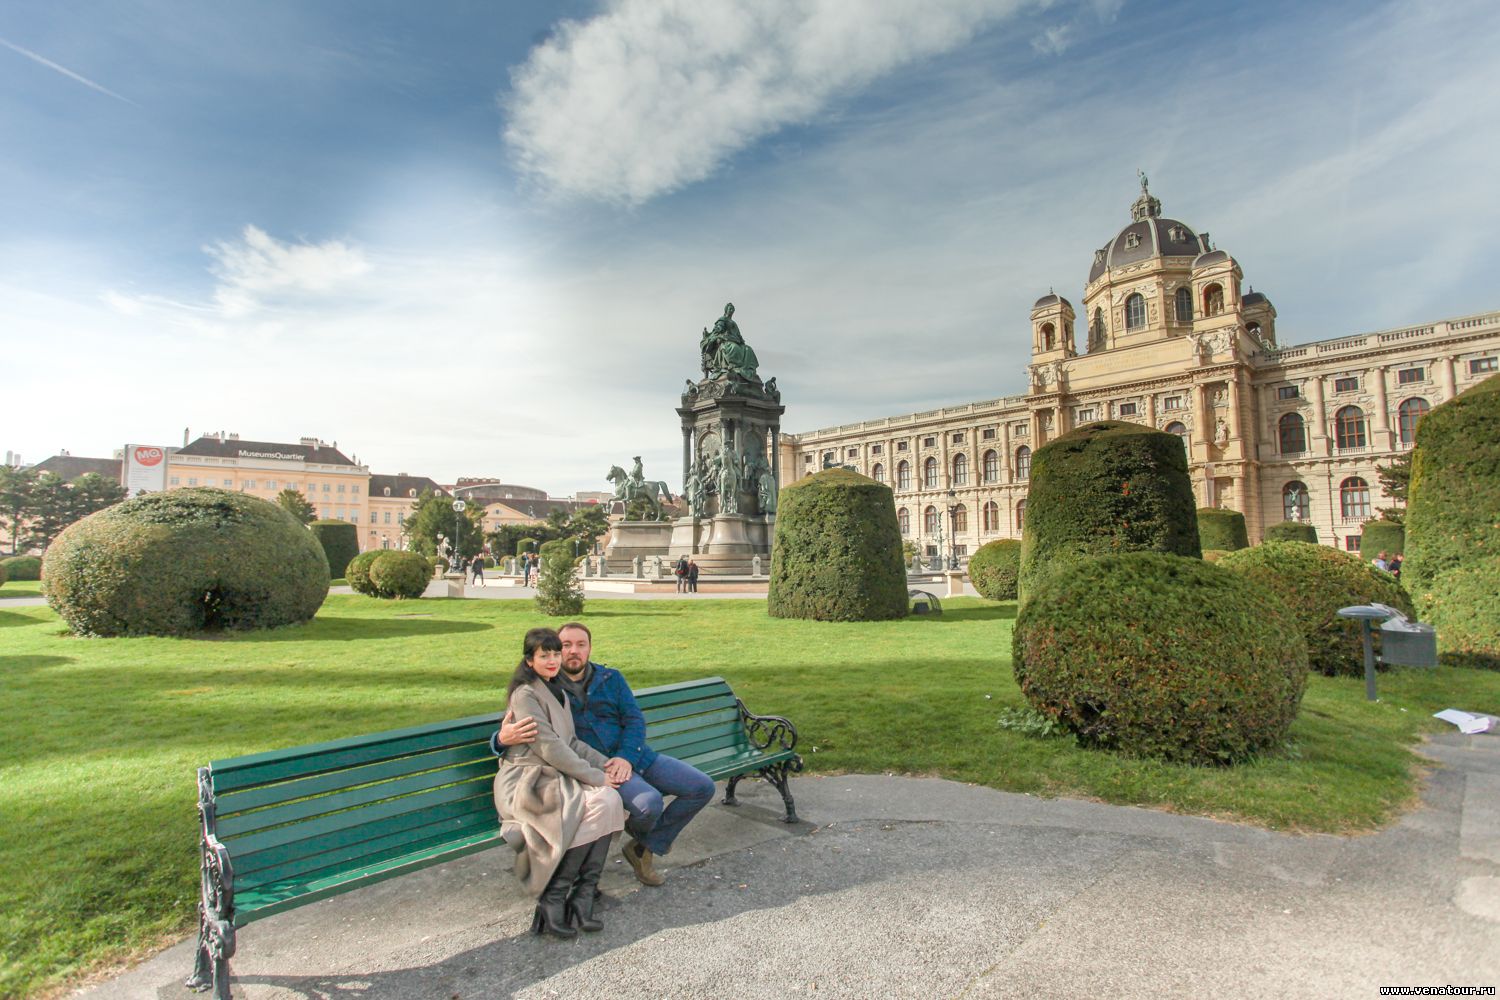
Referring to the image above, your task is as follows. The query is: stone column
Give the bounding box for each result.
[681,425,692,491]
[1227,376,1244,443]
[770,427,780,493]
[1440,356,1457,402]
[1001,422,1013,482]
[1309,375,1328,455]
[1369,365,1391,448]
[1144,392,1157,428]
[1191,384,1211,463]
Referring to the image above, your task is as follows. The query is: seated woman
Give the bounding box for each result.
[494,627,625,938]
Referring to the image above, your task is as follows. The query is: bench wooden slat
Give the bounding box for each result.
[218,743,494,814]
[641,705,742,740]
[696,747,799,780]
[631,676,732,708]
[650,722,748,758]
[641,694,739,726]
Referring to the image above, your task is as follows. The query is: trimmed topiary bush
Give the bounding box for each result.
[367,551,431,599]
[1,555,41,581]
[1412,560,1500,670]
[346,550,382,596]
[1197,507,1249,551]
[1216,541,1414,677]
[1360,519,1405,559]
[1264,521,1318,544]
[1018,421,1200,603]
[42,488,328,636]
[968,539,1021,601]
[768,468,907,621]
[1013,552,1307,765]
[308,520,359,579]
[536,539,583,616]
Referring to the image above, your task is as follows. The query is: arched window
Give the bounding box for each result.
[1175,286,1192,322]
[1125,293,1146,330]
[952,453,968,486]
[1282,481,1310,522]
[1090,308,1105,352]
[1278,413,1306,455]
[1203,283,1224,316]
[952,504,968,533]
[897,460,911,490]
[1015,445,1031,481]
[924,505,939,535]
[1335,406,1367,449]
[1340,476,1371,520]
[983,449,999,483]
[923,457,939,489]
[1165,421,1188,455]
[872,462,884,483]
[1016,499,1028,528]
[897,507,909,535]
[1041,322,1055,351]
[383,486,392,496]
[1398,397,1430,444]
[982,500,999,532]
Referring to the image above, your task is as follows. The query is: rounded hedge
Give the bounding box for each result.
[346,550,382,596]
[367,551,431,599]
[1012,552,1307,765]
[1360,519,1405,559]
[968,539,1021,601]
[1,555,41,581]
[1018,421,1200,603]
[309,520,360,579]
[1197,507,1249,551]
[769,468,907,621]
[42,488,328,636]
[1413,560,1500,670]
[1216,541,1414,677]
[1264,521,1318,544]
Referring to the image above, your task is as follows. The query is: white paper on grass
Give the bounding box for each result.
[1433,709,1499,735]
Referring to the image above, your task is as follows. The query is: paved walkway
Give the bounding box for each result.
[80,731,1498,999]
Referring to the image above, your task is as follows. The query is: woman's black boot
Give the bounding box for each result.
[567,836,612,932]
[532,845,588,938]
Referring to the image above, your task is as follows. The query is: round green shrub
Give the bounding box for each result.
[42,488,328,636]
[346,550,382,596]
[1202,549,1229,563]
[368,551,431,599]
[1216,541,1414,677]
[1197,507,1248,551]
[308,520,360,579]
[1360,519,1405,559]
[535,539,583,615]
[1012,552,1307,765]
[1264,521,1318,544]
[968,539,1021,601]
[1413,560,1500,670]
[1018,421,1200,603]
[1,555,41,581]
[516,538,540,557]
[769,468,907,621]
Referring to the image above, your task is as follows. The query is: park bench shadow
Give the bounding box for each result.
[225,617,493,643]
[0,654,74,671]
[0,609,42,628]
[923,604,1018,623]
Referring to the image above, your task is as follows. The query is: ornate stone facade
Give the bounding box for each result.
[780,181,1500,559]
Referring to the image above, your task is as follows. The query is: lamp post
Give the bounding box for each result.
[452,499,467,566]
[932,516,944,572]
[945,488,959,570]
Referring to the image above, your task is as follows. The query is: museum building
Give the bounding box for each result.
[779,180,1500,560]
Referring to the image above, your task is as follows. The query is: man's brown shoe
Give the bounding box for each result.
[623,839,665,886]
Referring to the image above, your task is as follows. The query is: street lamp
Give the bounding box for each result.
[945,488,959,570]
[452,499,467,566]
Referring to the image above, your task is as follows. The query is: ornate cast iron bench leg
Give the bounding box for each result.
[186,768,236,1000]
[737,700,804,823]
[759,757,805,823]
[723,774,744,806]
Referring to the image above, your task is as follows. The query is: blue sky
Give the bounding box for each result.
[4,0,1498,492]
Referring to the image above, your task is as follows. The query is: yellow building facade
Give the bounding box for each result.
[781,181,1500,559]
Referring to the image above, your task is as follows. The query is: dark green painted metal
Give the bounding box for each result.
[650,722,746,757]
[219,743,495,814]
[641,705,741,740]
[224,780,492,857]
[630,676,729,703]
[640,694,739,726]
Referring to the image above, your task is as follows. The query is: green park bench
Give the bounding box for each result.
[187,676,803,999]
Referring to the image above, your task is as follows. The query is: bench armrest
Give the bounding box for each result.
[736,699,799,754]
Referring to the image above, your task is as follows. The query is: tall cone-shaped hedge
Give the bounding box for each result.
[1405,372,1500,668]
[768,468,907,621]
[1018,421,1200,602]
[309,519,359,578]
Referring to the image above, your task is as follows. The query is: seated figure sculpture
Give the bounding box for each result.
[700,303,760,382]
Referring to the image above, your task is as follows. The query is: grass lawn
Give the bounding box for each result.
[2,594,1498,997]
[0,580,42,599]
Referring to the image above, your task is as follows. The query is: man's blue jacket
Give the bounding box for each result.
[568,661,658,772]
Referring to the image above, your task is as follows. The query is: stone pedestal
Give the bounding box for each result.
[604,521,673,562]
[703,514,754,554]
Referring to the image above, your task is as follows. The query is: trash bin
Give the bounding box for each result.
[1380,613,1439,668]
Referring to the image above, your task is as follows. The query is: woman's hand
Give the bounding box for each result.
[604,757,633,788]
[498,710,538,747]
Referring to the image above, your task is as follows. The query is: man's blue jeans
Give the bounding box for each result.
[616,754,716,856]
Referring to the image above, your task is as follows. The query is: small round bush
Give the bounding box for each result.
[1019,421,1200,603]
[1012,552,1307,765]
[769,468,907,621]
[42,488,328,636]
[346,550,382,596]
[309,520,359,579]
[368,551,431,599]
[1,555,41,581]
[1410,560,1500,670]
[1264,521,1318,544]
[968,539,1021,600]
[1197,507,1248,551]
[1360,519,1405,559]
[1216,541,1414,677]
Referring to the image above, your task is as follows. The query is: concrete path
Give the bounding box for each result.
[79,731,1499,1000]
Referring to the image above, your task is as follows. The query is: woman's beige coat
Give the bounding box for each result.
[494,678,612,897]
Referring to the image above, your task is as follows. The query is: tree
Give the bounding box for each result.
[0,466,38,554]
[487,522,562,558]
[404,490,486,561]
[566,505,611,553]
[69,473,126,520]
[1375,451,1411,523]
[20,472,126,550]
[276,488,317,525]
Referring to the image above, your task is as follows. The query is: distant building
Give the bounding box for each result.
[367,474,446,550]
[29,452,122,483]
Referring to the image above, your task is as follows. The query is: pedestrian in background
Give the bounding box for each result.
[687,559,699,593]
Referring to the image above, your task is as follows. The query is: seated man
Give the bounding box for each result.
[496,622,716,886]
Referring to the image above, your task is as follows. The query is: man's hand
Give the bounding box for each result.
[604,757,633,787]
[498,711,537,747]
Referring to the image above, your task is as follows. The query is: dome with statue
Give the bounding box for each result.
[1087,174,1212,285]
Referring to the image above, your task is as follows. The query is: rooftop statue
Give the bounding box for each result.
[699,303,761,383]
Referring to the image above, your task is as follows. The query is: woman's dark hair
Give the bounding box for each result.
[508,627,562,697]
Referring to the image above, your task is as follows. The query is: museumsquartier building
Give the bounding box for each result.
[779,180,1500,560]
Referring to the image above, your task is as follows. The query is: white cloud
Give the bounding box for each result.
[503,0,1028,204]
[1030,24,1072,55]
[205,225,371,319]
